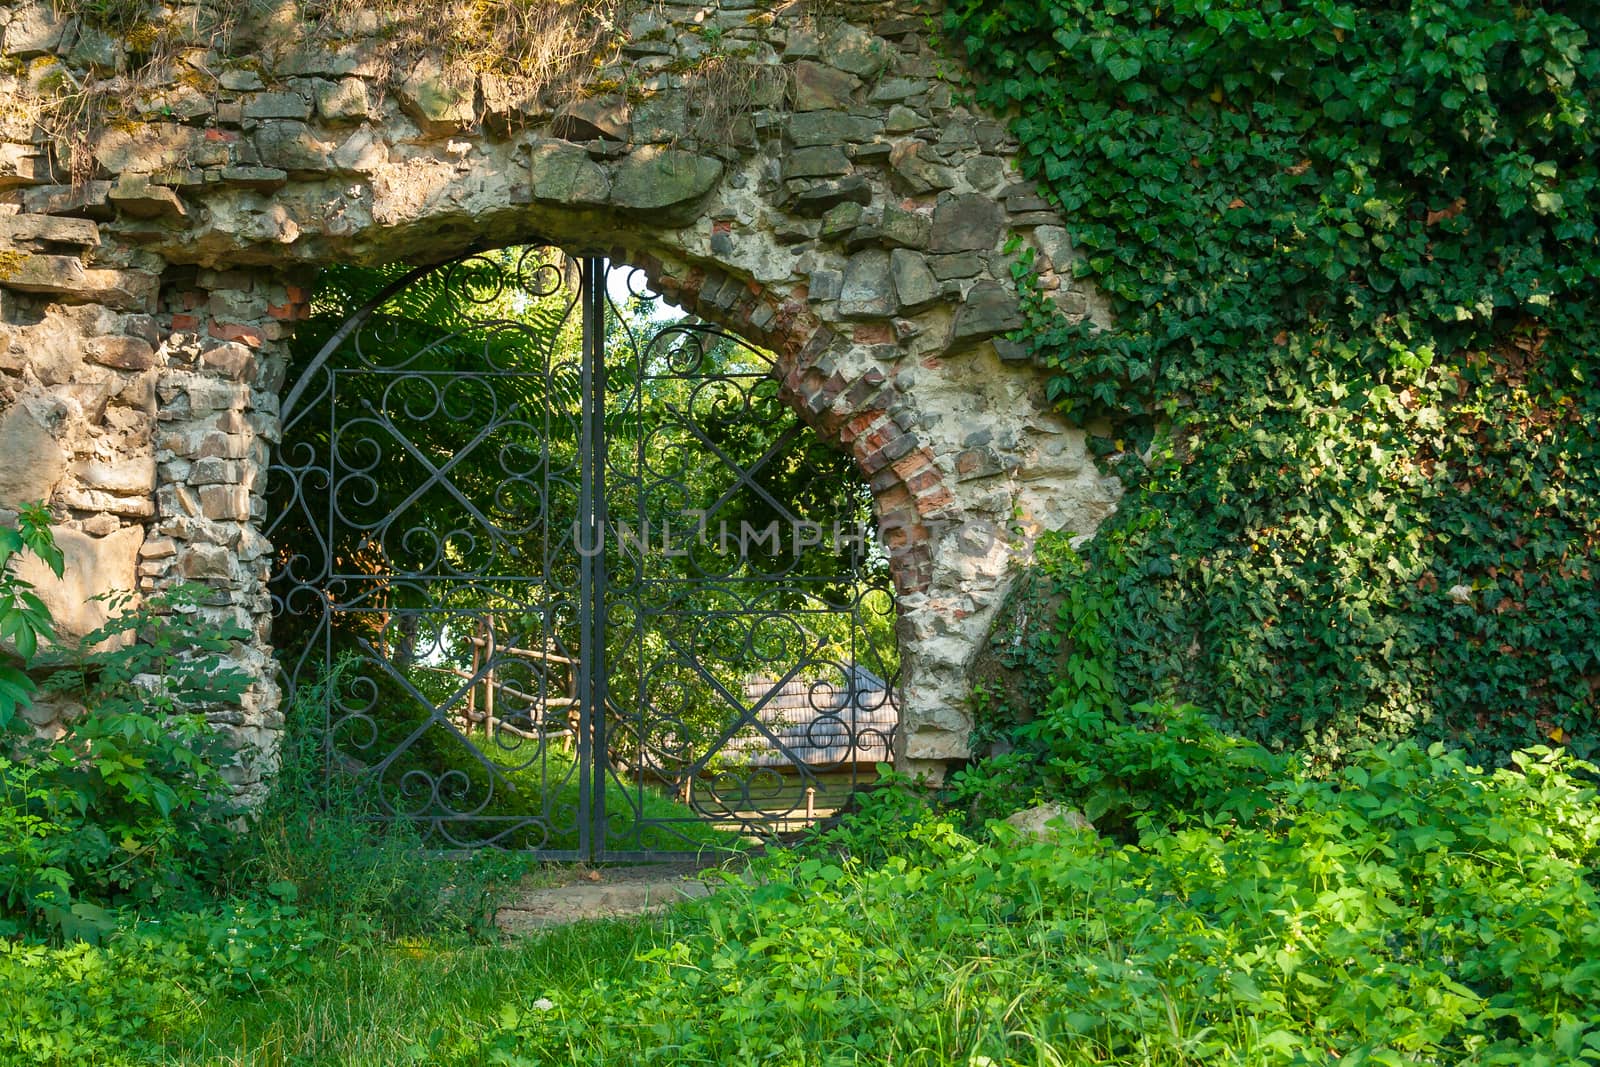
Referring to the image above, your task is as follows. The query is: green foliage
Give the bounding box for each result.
[16,741,1595,1065]
[0,582,250,938]
[0,899,323,1066]
[797,768,938,864]
[28,589,248,923]
[964,698,1285,839]
[948,0,1600,765]
[227,659,525,941]
[0,502,62,730]
[463,743,1600,1065]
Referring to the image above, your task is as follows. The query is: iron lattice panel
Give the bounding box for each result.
[267,247,897,859]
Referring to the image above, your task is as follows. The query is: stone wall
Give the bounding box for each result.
[0,0,1121,796]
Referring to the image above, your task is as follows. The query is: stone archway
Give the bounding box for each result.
[0,0,1120,800]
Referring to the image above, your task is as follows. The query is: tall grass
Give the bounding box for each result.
[224,664,529,941]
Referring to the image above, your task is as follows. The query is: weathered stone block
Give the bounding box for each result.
[254,122,335,174]
[396,58,477,134]
[1031,224,1076,271]
[890,250,938,312]
[881,205,931,250]
[1004,802,1093,841]
[92,124,210,176]
[5,524,142,646]
[883,104,926,134]
[109,176,187,220]
[4,2,68,56]
[0,143,45,188]
[790,176,872,216]
[929,253,984,281]
[189,457,239,485]
[808,268,843,303]
[868,78,929,104]
[551,95,631,143]
[609,148,722,213]
[782,146,851,180]
[630,90,687,144]
[179,542,233,579]
[967,155,1008,193]
[948,281,1023,352]
[218,165,289,192]
[839,249,895,319]
[219,68,265,91]
[243,91,311,121]
[20,182,113,218]
[788,111,882,147]
[0,255,157,311]
[200,342,257,381]
[199,484,250,521]
[888,140,956,195]
[84,335,157,370]
[331,130,385,173]
[196,432,249,460]
[793,61,859,111]
[930,194,1007,254]
[525,141,611,205]
[0,214,99,246]
[0,403,66,506]
[66,24,120,70]
[76,456,156,496]
[819,201,864,241]
[57,487,154,517]
[823,26,888,79]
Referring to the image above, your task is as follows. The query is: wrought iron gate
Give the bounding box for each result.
[267,247,898,859]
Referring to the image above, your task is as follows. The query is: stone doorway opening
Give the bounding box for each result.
[266,245,900,858]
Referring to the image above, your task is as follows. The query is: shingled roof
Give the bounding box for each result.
[723,666,899,769]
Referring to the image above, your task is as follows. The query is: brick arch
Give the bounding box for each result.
[0,0,1122,793]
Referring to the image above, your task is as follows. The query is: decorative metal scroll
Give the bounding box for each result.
[267,246,898,859]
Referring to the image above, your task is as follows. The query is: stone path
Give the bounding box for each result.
[494,862,726,936]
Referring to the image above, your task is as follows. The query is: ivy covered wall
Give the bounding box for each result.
[952,0,1600,769]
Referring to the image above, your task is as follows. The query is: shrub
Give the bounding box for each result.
[226,659,523,941]
[479,742,1600,1065]
[0,502,61,730]
[2,511,251,937]
[949,0,1600,768]
[0,897,323,1066]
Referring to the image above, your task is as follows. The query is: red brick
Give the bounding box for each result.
[208,320,264,347]
[853,322,894,345]
[170,313,200,331]
[875,485,915,513]
[892,450,935,481]
[915,487,956,515]
[839,411,884,446]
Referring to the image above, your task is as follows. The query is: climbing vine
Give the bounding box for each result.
[950,0,1600,768]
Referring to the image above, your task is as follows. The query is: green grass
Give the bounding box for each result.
[9,741,1599,1066]
[153,919,669,1066]
[342,722,747,855]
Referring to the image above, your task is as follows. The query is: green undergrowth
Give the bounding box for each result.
[23,738,1591,1066]
[949,0,1600,769]
[5,553,1598,1065]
